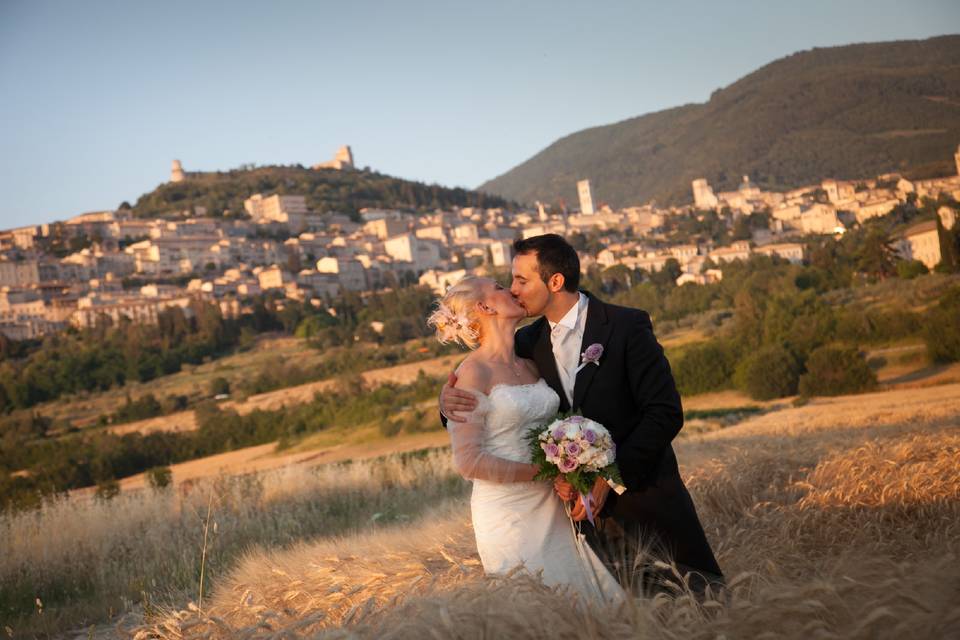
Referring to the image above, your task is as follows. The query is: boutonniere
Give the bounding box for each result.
[574,343,603,374]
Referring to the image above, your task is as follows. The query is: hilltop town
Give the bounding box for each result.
[1,144,958,341]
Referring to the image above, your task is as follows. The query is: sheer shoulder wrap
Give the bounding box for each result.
[448,388,537,483]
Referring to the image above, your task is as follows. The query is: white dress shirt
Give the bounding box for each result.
[547,292,589,407]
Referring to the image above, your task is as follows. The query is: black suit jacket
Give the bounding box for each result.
[514,292,683,493]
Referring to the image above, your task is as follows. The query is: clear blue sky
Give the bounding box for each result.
[1,0,958,228]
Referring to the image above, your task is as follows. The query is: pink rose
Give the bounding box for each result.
[565,441,581,456]
[559,457,578,473]
[542,443,560,458]
[551,427,566,440]
[583,429,596,444]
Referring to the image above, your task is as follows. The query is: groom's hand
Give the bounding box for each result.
[439,372,478,423]
[571,477,611,522]
[554,476,576,501]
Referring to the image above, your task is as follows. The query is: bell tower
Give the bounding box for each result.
[171,159,185,183]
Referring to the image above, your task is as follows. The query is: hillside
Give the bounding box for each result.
[130,165,515,219]
[480,35,960,208]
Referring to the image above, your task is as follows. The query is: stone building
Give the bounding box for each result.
[754,243,805,264]
[577,180,595,215]
[691,178,719,209]
[313,146,354,171]
[244,194,309,231]
[896,220,942,270]
[316,256,367,292]
[171,159,186,183]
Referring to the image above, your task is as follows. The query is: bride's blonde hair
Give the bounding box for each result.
[426,276,485,349]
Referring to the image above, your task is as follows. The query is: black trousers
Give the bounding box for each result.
[584,476,724,596]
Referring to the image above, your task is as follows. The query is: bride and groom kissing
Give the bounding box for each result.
[431,233,723,604]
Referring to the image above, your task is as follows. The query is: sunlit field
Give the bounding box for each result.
[0,451,466,637]
[3,383,958,638]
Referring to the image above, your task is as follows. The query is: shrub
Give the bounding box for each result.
[112,393,163,423]
[146,466,172,490]
[734,344,801,400]
[798,345,877,397]
[673,340,737,396]
[896,259,928,279]
[94,478,120,501]
[209,377,230,397]
[164,394,189,412]
[921,286,960,363]
[379,419,403,438]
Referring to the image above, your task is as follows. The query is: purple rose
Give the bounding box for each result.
[583,429,596,444]
[582,343,604,363]
[559,457,578,473]
[542,443,560,458]
[565,442,581,456]
[551,427,566,440]
[567,415,586,424]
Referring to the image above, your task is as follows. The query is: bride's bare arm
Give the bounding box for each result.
[449,362,539,483]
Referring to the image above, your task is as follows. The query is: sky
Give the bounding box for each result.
[1,0,958,228]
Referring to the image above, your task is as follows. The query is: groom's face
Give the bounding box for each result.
[510,252,551,317]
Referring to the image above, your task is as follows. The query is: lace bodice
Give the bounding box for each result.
[448,379,560,482]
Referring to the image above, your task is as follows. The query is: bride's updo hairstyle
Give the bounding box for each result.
[426,276,484,349]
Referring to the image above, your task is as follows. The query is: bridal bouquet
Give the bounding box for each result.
[526,414,624,524]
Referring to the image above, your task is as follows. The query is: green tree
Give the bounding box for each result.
[855,228,898,281]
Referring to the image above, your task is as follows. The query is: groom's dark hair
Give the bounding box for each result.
[513,234,580,292]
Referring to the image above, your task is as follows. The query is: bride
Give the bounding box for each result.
[427,276,624,605]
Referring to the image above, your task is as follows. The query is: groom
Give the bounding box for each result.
[440,233,723,594]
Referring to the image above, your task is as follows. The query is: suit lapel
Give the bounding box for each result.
[572,293,613,411]
[531,317,569,413]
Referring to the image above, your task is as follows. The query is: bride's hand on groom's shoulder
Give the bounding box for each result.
[570,477,611,522]
[439,372,478,422]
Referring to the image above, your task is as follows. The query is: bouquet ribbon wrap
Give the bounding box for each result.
[580,491,596,525]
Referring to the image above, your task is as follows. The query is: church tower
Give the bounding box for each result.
[171,159,185,183]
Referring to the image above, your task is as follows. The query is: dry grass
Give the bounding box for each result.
[0,451,468,637]
[70,429,450,497]
[126,383,960,640]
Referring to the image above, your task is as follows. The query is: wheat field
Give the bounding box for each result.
[3,383,959,639]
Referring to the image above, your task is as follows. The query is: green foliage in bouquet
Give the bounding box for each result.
[523,412,623,496]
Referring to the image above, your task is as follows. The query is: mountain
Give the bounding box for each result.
[480,35,960,208]
[130,165,515,219]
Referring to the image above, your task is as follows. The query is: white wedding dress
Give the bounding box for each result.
[451,378,625,605]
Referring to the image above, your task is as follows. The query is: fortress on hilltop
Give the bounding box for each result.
[313,146,354,171]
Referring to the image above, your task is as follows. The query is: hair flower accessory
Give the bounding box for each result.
[574,343,603,374]
[428,301,478,346]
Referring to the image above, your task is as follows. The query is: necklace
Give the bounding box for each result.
[491,357,524,377]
